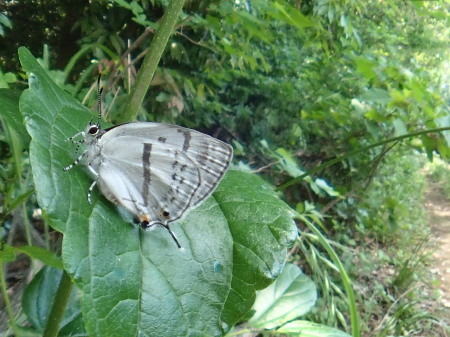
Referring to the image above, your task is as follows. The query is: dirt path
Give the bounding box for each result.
[424,185,450,308]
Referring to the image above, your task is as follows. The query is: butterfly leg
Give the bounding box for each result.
[87,180,97,204]
[86,164,100,204]
[63,150,87,171]
[65,131,85,142]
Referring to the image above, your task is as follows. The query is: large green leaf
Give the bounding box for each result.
[19,47,297,337]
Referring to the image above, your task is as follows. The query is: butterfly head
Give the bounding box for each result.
[82,122,100,140]
[88,123,101,136]
[85,73,104,140]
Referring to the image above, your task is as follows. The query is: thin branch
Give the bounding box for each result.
[118,0,185,123]
[276,127,450,191]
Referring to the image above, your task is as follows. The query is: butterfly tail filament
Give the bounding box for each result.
[141,218,182,249]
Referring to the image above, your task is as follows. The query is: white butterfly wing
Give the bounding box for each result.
[95,122,232,223]
[95,142,201,224]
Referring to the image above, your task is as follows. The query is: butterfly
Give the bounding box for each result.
[64,117,232,248]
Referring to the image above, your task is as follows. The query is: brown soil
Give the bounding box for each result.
[425,184,450,308]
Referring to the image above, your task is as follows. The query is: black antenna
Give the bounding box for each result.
[97,73,103,126]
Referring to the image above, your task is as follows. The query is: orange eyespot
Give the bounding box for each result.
[140,214,150,223]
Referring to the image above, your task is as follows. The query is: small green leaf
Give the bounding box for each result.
[248,263,317,329]
[392,118,407,136]
[0,88,31,145]
[389,89,405,105]
[0,13,12,29]
[436,115,450,147]
[22,266,84,335]
[0,244,16,263]
[314,179,340,197]
[6,189,35,215]
[421,135,436,162]
[270,0,314,30]
[276,320,352,336]
[359,88,390,104]
[354,57,377,80]
[276,148,305,178]
[364,110,387,122]
[13,246,63,270]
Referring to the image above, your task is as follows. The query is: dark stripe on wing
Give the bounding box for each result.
[190,141,233,207]
[177,129,191,152]
[142,143,152,205]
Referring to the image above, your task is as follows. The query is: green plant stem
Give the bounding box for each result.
[0,263,20,336]
[118,0,185,123]
[43,271,73,337]
[297,213,360,337]
[5,124,33,246]
[276,126,450,191]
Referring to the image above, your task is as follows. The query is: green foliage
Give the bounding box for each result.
[425,157,450,200]
[327,150,438,335]
[357,149,426,240]
[0,88,32,220]
[295,212,359,334]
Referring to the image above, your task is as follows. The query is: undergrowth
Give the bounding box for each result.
[295,149,450,336]
[424,157,450,200]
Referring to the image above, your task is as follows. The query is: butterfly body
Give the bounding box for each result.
[65,121,233,246]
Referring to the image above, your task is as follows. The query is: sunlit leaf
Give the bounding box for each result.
[359,89,390,104]
[276,320,352,336]
[248,263,317,329]
[392,118,407,137]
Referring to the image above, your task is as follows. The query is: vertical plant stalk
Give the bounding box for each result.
[296,213,361,337]
[118,0,185,123]
[0,263,20,336]
[43,271,73,337]
[4,124,33,246]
